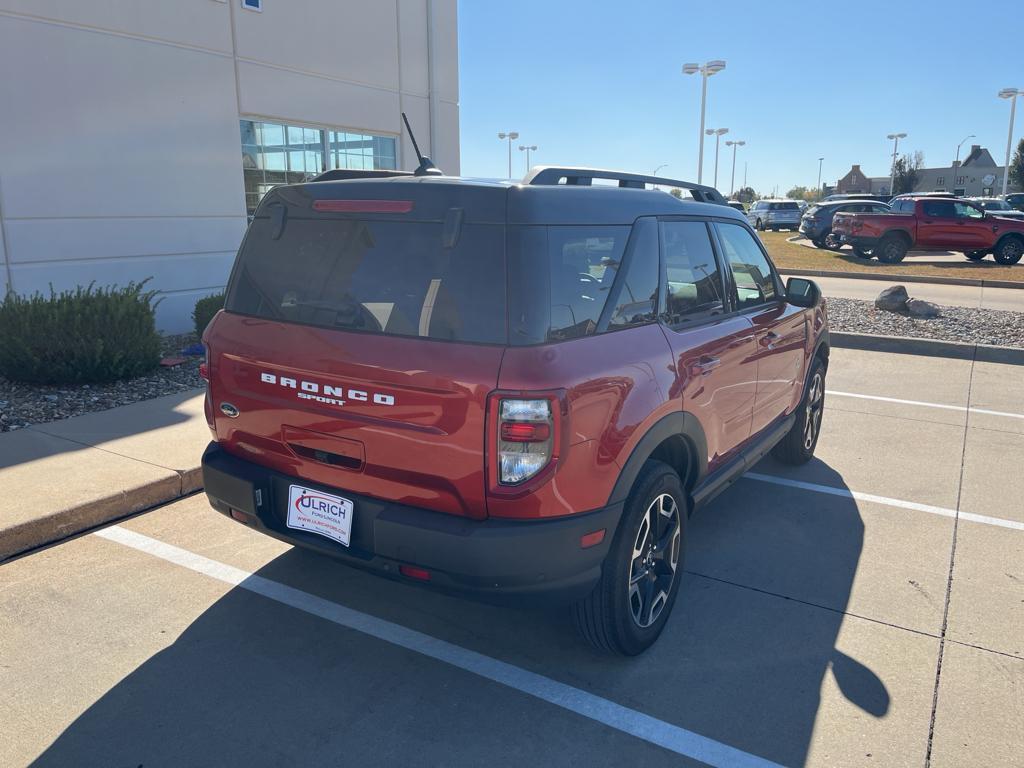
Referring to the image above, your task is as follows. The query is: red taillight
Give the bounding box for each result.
[500,421,551,442]
[312,199,413,213]
[199,362,209,381]
[580,529,606,549]
[399,564,431,581]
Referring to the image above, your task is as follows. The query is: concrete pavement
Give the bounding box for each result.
[790,272,1024,312]
[0,389,205,560]
[2,348,1022,767]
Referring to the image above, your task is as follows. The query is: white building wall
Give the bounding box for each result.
[0,0,459,332]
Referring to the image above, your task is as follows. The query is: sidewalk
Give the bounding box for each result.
[0,390,206,561]
[789,272,1024,312]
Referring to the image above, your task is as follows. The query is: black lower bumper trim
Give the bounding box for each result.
[201,443,621,603]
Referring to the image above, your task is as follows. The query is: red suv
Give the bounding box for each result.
[201,166,829,654]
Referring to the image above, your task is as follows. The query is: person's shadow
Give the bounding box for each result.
[28,457,883,767]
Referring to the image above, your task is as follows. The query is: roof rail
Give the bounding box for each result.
[312,168,413,182]
[523,166,728,205]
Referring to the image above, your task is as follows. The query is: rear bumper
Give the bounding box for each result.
[201,443,620,603]
[838,234,878,249]
[799,221,826,238]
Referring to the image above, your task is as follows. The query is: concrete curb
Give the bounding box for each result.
[778,267,1024,290]
[0,468,200,563]
[830,331,1024,365]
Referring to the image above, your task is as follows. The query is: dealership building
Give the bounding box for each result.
[0,1,460,331]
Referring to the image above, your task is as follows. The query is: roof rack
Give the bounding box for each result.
[524,166,728,205]
[312,168,413,182]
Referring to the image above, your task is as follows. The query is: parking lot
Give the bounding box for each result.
[2,346,1022,768]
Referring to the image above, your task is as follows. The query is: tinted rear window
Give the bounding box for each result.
[227,213,507,344]
[769,202,799,210]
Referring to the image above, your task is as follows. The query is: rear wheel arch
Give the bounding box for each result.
[607,413,707,507]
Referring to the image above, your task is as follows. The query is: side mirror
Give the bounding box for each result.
[786,277,821,308]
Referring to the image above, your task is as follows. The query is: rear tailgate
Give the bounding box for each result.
[206,181,508,519]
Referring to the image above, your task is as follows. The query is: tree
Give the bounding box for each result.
[1009,138,1024,190]
[734,186,757,203]
[786,186,819,202]
[669,188,683,199]
[892,151,924,194]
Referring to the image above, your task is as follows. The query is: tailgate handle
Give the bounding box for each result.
[282,425,365,471]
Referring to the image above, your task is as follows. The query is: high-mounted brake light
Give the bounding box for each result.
[497,398,554,484]
[312,199,413,213]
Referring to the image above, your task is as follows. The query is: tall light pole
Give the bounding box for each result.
[497,131,519,179]
[887,132,907,195]
[952,134,975,193]
[682,60,726,184]
[816,157,824,199]
[705,128,729,188]
[999,88,1021,197]
[653,164,669,177]
[725,139,745,196]
[518,144,537,174]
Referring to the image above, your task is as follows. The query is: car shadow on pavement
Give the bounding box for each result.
[29,459,885,768]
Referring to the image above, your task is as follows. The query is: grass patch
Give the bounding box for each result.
[758,231,1024,283]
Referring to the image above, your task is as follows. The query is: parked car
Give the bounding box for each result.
[200,164,829,655]
[800,200,891,249]
[821,193,890,203]
[1004,192,1024,212]
[831,195,1024,263]
[967,197,1024,221]
[747,199,802,231]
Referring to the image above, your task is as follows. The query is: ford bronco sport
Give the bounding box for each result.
[201,164,829,655]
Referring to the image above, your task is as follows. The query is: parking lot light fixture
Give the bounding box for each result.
[998,88,1021,196]
[705,128,729,189]
[725,141,745,196]
[887,132,907,195]
[498,131,519,179]
[816,157,824,199]
[682,60,727,184]
[518,144,537,173]
[952,134,975,194]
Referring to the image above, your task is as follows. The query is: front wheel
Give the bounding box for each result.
[755,218,764,231]
[993,237,1024,265]
[771,357,826,465]
[823,232,842,250]
[573,461,686,655]
[875,234,909,263]
[964,250,987,262]
[851,246,872,258]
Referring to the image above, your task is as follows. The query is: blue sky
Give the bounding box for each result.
[458,0,1021,195]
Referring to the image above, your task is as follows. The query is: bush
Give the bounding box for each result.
[0,281,161,385]
[192,292,225,338]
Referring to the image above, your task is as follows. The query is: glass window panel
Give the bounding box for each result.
[660,221,725,324]
[240,120,257,145]
[287,151,305,172]
[287,125,305,146]
[305,151,321,173]
[715,222,778,309]
[263,149,286,171]
[261,122,284,146]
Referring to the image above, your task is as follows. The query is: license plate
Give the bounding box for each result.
[286,484,354,547]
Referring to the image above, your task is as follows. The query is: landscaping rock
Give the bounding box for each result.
[875,285,909,312]
[905,299,942,319]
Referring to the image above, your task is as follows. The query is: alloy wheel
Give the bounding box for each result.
[628,493,681,628]
[803,371,824,450]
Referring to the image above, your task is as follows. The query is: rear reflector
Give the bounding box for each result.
[199,362,209,381]
[230,508,253,525]
[500,421,551,442]
[312,199,414,213]
[580,529,606,549]
[399,564,431,581]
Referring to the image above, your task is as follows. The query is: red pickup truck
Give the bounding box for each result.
[831,196,1024,264]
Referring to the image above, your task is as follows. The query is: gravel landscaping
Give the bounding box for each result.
[1,300,1022,433]
[0,334,204,433]
[827,297,1024,349]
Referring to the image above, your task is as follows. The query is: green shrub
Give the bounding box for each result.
[192,292,225,338]
[0,281,161,385]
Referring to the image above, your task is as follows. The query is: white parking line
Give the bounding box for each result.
[93,525,784,768]
[828,390,1024,421]
[744,473,1024,532]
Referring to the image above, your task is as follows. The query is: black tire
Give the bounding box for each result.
[851,246,872,259]
[964,250,987,262]
[811,238,827,249]
[823,232,842,250]
[771,357,826,465]
[771,226,779,232]
[573,460,687,656]
[875,233,909,263]
[992,236,1024,265]
[755,218,764,231]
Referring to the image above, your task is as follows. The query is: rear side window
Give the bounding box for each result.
[227,211,507,344]
[606,219,659,331]
[660,221,725,325]
[923,200,956,218]
[715,222,778,309]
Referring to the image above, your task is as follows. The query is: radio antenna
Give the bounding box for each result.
[401,112,443,177]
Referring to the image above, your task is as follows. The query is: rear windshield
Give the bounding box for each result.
[769,202,799,211]
[226,213,507,344]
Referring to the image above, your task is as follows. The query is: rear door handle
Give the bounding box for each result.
[689,356,721,376]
